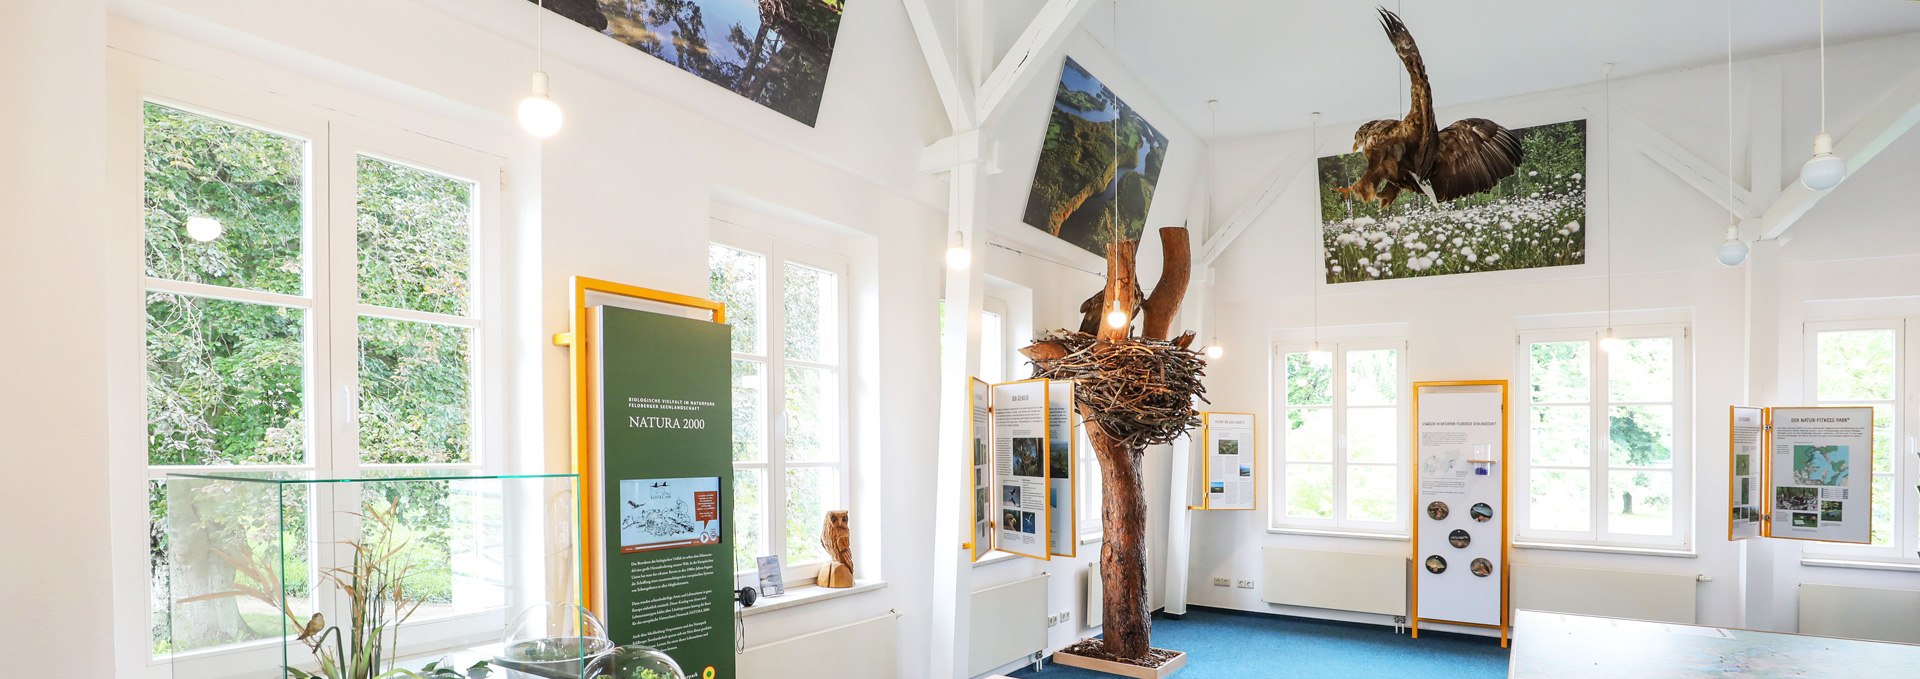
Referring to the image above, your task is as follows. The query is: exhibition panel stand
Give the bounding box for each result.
[1409,380,1510,647]
[555,276,735,678]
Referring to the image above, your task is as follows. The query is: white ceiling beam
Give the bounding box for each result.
[902,0,978,130]
[1199,150,1306,266]
[973,0,1096,130]
[1760,67,1920,240]
[1612,105,1753,217]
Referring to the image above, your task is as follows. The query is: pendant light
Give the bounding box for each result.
[1799,0,1845,190]
[518,0,564,138]
[1716,0,1749,267]
[1204,339,1224,360]
[944,231,972,270]
[185,216,224,242]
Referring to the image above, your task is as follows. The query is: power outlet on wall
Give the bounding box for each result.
[1212,577,1231,587]
[1235,579,1255,589]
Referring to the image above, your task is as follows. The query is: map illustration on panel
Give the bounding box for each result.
[530,0,847,126]
[619,476,722,553]
[1792,444,1849,486]
[1022,57,1170,256]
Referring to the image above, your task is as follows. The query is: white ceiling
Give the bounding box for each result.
[1038,0,1920,139]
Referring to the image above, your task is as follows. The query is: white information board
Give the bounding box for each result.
[1728,406,1764,541]
[1412,381,1508,642]
[1199,412,1256,510]
[1767,406,1874,544]
[990,379,1051,559]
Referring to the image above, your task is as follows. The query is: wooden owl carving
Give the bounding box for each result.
[816,509,853,588]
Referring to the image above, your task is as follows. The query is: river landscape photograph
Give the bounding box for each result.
[1022,57,1170,256]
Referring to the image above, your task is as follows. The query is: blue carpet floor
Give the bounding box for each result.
[1009,608,1509,679]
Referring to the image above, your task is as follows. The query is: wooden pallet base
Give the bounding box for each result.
[1053,649,1187,678]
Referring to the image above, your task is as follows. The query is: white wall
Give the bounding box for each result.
[1188,31,1920,635]
[0,2,117,678]
[0,0,1204,677]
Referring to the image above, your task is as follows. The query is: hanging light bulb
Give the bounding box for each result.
[1600,328,1625,355]
[519,71,563,138]
[1204,338,1224,360]
[185,215,223,242]
[1716,224,1749,266]
[944,231,971,270]
[518,1,563,138]
[1800,0,1846,190]
[1105,305,1128,330]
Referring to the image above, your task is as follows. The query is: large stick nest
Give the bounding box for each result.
[1026,331,1209,450]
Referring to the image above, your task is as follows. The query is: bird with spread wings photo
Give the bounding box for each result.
[1318,8,1587,284]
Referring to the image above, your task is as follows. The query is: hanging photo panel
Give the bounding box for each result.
[1198,412,1257,510]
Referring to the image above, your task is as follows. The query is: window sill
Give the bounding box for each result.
[1512,541,1695,558]
[1266,526,1409,541]
[1800,557,1920,573]
[740,580,885,617]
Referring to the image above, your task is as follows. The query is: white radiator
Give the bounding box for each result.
[1800,583,1920,644]
[738,612,898,678]
[968,574,1048,676]
[1511,564,1697,624]
[1260,548,1408,616]
[1086,563,1103,628]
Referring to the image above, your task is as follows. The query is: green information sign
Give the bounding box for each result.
[594,305,735,679]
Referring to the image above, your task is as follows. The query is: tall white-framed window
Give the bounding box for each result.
[708,222,852,583]
[1270,340,1410,536]
[1801,320,1915,563]
[1514,326,1691,549]
[979,296,1010,384]
[131,88,504,665]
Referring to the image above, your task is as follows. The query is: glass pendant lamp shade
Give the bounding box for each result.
[944,231,971,270]
[1800,133,1846,190]
[518,71,564,138]
[1715,225,1749,266]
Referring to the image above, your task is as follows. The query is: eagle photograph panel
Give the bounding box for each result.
[1318,8,1588,284]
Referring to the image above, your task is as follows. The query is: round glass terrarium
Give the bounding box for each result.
[496,603,616,679]
[595,645,686,679]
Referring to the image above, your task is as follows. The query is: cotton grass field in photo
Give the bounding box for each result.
[1317,120,1588,284]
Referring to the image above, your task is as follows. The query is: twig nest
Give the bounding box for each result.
[1023,331,1208,450]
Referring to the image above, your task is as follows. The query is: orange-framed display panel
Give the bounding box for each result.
[1408,380,1511,648]
[988,377,1054,561]
[553,276,725,618]
[1049,380,1079,558]
[964,377,990,560]
[1728,406,1766,542]
[1759,405,1876,544]
[1194,411,1258,511]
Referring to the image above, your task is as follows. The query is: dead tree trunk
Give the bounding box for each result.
[1086,226,1191,662]
[1089,420,1151,659]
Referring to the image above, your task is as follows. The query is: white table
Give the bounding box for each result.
[1510,609,1920,678]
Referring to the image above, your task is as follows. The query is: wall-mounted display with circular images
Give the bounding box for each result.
[1469,558,1493,577]
[1427,501,1450,521]
[1470,502,1493,522]
[1425,555,1447,574]
[1448,529,1470,548]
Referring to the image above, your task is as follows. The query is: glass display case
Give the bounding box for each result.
[164,471,583,679]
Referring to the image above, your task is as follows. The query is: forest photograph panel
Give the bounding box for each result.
[1317,120,1588,284]
[1022,57,1170,256]
[532,0,846,126]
